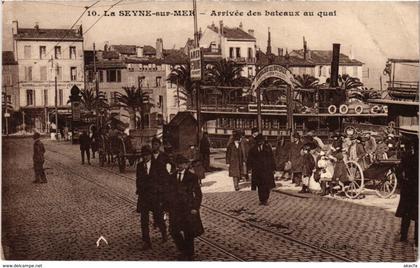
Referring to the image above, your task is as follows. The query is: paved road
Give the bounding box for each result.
[1,138,417,262]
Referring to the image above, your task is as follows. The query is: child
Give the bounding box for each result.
[330,152,348,196]
[300,144,315,193]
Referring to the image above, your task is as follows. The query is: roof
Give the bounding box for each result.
[2,51,17,65]
[167,112,197,127]
[86,60,126,70]
[125,57,163,65]
[291,49,363,65]
[111,45,156,56]
[103,50,120,60]
[208,25,256,41]
[256,50,315,67]
[163,49,189,65]
[15,27,83,41]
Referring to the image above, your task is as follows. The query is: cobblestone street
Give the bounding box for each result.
[1,137,418,262]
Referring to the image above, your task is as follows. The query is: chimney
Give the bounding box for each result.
[136,46,144,57]
[303,36,307,60]
[266,27,272,55]
[248,29,254,37]
[198,28,202,41]
[75,24,83,36]
[104,41,109,52]
[239,22,243,30]
[349,45,354,60]
[156,38,163,59]
[12,20,18,35]
[219,20,224,35]
[278,48,283,57]
[330,43,341,87]
[34,22,39,31]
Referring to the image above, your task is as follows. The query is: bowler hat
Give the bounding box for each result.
[33,132,41,140]
[175,154,190,164]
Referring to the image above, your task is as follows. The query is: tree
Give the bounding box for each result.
[206,59,249,87]
[167,62,193,108]
[116,86,153,129]
[338,74,364,90]
[293,74,319,89]
[79,88,109,114]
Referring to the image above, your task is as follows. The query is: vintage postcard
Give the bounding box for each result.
[1,0,419,266]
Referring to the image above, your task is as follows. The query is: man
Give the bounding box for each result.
[136,145,168,250]
[248,127,259,150]
[300,144,316,193]
[79,131,91,165]
[247,134,276,205]
[289,132,303,185]
[396,136,418,246]
[226,132,244,191]
[150,137,171,238]
[167,154,203,261]
[199,132,211,171]
[33,132,47,183]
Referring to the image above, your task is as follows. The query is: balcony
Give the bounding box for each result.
[227,57,256,65]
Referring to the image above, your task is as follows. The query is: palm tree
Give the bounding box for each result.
[79,88,108,113]
[167,62,193,108]
[116,86,153,129]
[293,74,319,89]
[338,74,363,90]
[206,59,246,87]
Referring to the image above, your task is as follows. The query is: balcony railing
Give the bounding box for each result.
[227,57,256,64]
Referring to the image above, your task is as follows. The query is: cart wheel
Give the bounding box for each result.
[118,155,126,173]
[375,170,397,198]
[328,105,337,114]
[344,161,364,199]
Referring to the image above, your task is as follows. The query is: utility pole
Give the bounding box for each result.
[55,66,59,140]
[193,0,201,145]
[93,42,99,127]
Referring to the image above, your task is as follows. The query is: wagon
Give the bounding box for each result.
[342,157,399,199]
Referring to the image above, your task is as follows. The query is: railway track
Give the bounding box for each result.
[43,144,354,262]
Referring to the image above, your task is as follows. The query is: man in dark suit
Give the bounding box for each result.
[33,132,47,183]
[247,134,276,205]
[167,154,204,261]
[79,130,91,165]
[136,145,168,250]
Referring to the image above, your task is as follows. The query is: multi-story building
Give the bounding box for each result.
[12,21,84,132]
[289,38,364,83]
[85,39,188,129]
[199,21,257,78]
[2,51,19,134]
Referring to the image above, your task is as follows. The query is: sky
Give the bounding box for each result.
[2,0,419,89]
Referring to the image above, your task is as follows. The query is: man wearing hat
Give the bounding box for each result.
[247,134,276,205]
[226,131,245,191]
[289,132,303,186]
[248,127,259,150]
[136,145,168,250]
[300,144,316,193]
[167,154,203,261]
[33,132,47,183]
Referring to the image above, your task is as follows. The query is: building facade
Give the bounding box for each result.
[199,21,257,78]
[12,21,84,132]
[2,51,19,134]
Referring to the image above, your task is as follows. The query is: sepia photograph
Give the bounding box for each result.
[1,0,419,265]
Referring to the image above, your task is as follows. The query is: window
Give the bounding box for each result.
[70,67,77,81]
[128,76,135,86]
[321,66,327,77]
[39,46,46,59]
[43,89,48,106]
[26,90,34,106]
[24,46,31,59]
[40,66,47,81]
[158,95,163,108]
[342,66,347,75]
[156,76,161,87]
[56,66,62,81]
[54,46,61,59]
[318,66,322,77]
[229,47,234,58]
[248,48,252,59]
[110,91,118,104]
[69,46,76,59]
[138,76,144,87]
[4,74,12,85]
[247,67,253,78]
[99,70,104,82]
[106,70,121,82]
[353,66,358,77]
[236,47,241,58]
[25,66,32,81]
[58,89,63,106]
